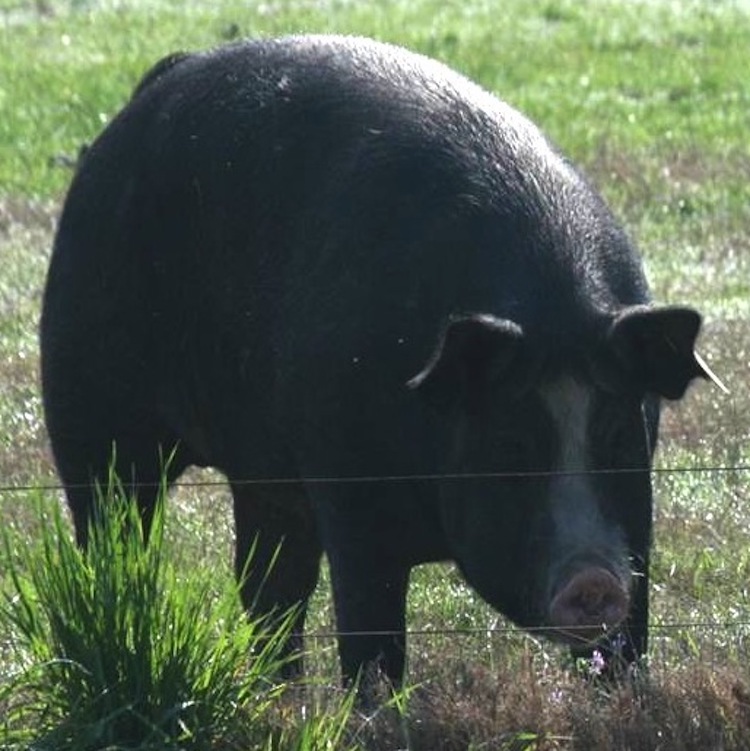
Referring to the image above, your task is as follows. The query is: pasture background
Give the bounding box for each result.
[0,0,749,747]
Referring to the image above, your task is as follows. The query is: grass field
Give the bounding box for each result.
[1,0,749,748]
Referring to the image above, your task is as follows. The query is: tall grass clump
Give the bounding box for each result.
[0,479,354,750]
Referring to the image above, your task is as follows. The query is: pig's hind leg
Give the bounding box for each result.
[230,479,323,676]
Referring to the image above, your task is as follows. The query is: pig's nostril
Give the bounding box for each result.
[549,567,629,643]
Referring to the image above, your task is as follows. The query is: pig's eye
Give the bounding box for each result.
[479,398,552,473]
[493,432,547,473]
[592,404,647,469]
[498,437,531,467]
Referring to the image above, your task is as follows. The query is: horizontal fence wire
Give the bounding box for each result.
[2,622,739,655]
[1,623,748,651]
[301,622,750,670]
[300,621,750,640]
[1,463,749,495]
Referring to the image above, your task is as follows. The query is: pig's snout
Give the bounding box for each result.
[549,567,629,645]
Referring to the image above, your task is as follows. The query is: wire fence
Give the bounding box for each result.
[295,620,750,678]
[2,464,749,662]
[297,620,750,673]
[295,621,750,659]
[1,462,749,495]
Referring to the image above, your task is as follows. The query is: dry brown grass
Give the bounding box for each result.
[336,650,750,750]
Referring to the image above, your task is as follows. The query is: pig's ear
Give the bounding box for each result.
[407,314,524,411]
[608,305,727,399]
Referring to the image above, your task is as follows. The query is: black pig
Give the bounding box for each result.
[41,35,717,688]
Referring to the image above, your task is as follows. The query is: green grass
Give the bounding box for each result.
[0,483,359,750]
[1,0,749,747]
[2,1,749,198]
[3,1,748,317]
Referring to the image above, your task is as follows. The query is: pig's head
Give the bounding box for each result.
[408,306,720,647]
